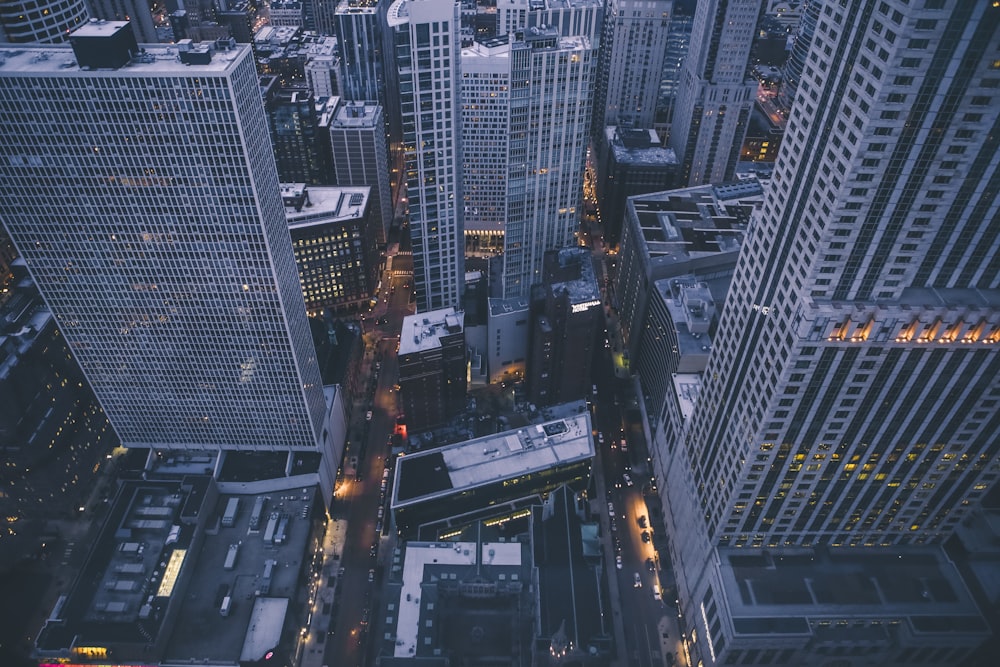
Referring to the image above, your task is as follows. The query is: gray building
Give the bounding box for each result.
[398,307,467,434]
[615,181,761,367]
[669,0,763,186]
[596,126,678,247]
[0,23,339,503]
[329,101,393,244]
[659,3,1000,664]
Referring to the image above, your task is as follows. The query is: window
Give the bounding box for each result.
[901,57,921,68]
[914,19,937,30]
[908,38,930,49]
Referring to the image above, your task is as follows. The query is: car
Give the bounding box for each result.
[592,384,598,396]
[633,572,642,588]
[620,439,628,452]
[610,518,617,532]
[653,584,662,601]
[641,531,651,543]
[365,410,373,421]
[370,543,378,558]
[637,515,647,528]
[367,568,375,583]
[607,502,615,518]
[615,555,623,570]
[622,473,633,487]
[614,537,623,553]
[646,558,655,572]
[598,433,605,446]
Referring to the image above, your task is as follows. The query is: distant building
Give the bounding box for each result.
[596,126,678,247]
[398,308,467,434]
[670,0,763,185]
[615,181,762,367]
[389,0,465,312]
[0,0,89,43]
[527,248,601,407]
[654,0,694,139]
[282,183,379,315]
[329,101,393,245]
[740,98,786,164]
[594,0,671,131]
[392,404,593,538]
[253,26,338,86]
[487,296,530,384]
[263,82,335,185]
[269,0,305,27]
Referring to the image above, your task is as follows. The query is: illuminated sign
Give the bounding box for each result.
[157,548,187,597]
[571,299,601,313]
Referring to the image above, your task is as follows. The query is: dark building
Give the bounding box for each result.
[740,98,785,165]
[0,278,118,569]
[527,248,601,407]
[596,127,678,247]
[282,184,378,316]
[263,81,335,185]
[398,308,467,434]
[391,406,594,539]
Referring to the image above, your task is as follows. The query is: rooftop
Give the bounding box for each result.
[717,546,989,638]
[398,307,465,355]
[394,540,525,657]
[488,296,531,317]
[0,39,248,76]
[543,247,601,307]
[628,181,762,265]
[331,101,382,127]
[281,184,371,229]
[393,407,593,507]
[606,126,677,166]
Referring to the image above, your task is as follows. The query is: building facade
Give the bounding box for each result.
[595,0,671,131]
[659,2,1000,664]
[669,0,763,185]
[389,0,465,312]
[329,101,393,244]
[263,81,336,185]
[398,307,467,433]
[527,248,601,407]
[0,24,336,498]
[282,183,378,315]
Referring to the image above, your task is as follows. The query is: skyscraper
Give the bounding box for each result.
[389,0,464,312]
[329,101,393,244]
[594,0,671,131]
[659,2,1000,663]
[0,22,338,501]
[0,0,89,43]
[335,0,387,103]
[669,0,763,185]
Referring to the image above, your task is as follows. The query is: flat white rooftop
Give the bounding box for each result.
[393,409,594,507]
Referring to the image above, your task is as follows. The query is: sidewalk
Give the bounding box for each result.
[299,518,349,667]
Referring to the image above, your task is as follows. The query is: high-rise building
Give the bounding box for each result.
[269,0,306,27]
[658,3,1000,664]
[262,81,335,185]
[0,23,339,503]
[329,101,393,244]
[594,0,671,131]
[653,0,694,139]
[389,0,464,312]
[669,0,763,185]
[460,36,511,257]
[0,0,89,43]
[335,0,387,103]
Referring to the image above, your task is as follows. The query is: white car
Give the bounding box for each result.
[366,410,373,421]
[615,555,623,570]
[607,502,615,518]
[622,473,633,487]
[633,572,642,588]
